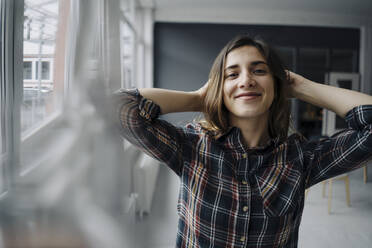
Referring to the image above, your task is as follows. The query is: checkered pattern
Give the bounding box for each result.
[115,88,372,248]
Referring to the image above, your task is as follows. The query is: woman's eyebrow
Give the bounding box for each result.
[224,64,239,71]
[224,60,267,71]
[251,61,268,66]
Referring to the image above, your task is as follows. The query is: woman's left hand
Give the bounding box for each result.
[286,70,307,98]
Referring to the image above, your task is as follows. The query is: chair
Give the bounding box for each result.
[306,163,368,212]
[322,173,350,214]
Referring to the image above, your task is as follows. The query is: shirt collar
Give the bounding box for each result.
[217,126,282,153]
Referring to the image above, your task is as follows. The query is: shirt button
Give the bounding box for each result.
[242,180,248,185]
[240,236,246,242]
[242,206,249,212]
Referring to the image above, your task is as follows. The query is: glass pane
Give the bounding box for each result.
[41,61,50,80]
[298,47,328,82]
[299,48,328,68]
[22,0,62,134]
[120,21,134,88]
[35,61,51,80]
[274,46,295,71]
[23,61,32,80]
[120,0,135,22]
[331,49,358,72]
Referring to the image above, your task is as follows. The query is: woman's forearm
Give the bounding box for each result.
[294,79,372,118]
[138,88,202,115]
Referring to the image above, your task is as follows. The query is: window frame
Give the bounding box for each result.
[0,0,4,195]
[118,0,153,89]
[0,0,24,197]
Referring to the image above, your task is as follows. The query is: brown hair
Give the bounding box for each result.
[200,35,292,141]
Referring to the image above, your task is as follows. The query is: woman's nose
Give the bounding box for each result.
[239,73,256,88]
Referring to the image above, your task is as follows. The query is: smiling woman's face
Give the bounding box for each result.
[223,45,275,124]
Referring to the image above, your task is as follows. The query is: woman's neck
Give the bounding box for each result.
[229,114,270,148]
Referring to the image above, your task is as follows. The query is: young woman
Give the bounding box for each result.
[115,35,372,248]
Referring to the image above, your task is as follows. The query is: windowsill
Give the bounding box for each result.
[23,80,53,83]
[20,109,63,176]
[21,110,62,142]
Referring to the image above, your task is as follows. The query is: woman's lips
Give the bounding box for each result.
[236,95,261,100]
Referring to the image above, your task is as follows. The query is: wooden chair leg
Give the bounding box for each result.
[345,176,351,206]
[328,179,333,214]
[322,181,326,197]
[364,166,368,184]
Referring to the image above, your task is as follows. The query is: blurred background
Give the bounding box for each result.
[0,0,371,247]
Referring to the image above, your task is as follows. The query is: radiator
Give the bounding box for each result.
[133,152,160,217]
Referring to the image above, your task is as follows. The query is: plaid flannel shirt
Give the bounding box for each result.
[115,88,372,248]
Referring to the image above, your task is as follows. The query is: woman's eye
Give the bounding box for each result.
[253,69,267,75]
[226,73,238,78]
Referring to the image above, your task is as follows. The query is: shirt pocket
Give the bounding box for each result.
[254,162,303,217]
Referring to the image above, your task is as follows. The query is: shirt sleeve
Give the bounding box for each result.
[304,105,372,188]
[113,88,186,176]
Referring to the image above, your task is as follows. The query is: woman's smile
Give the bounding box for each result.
[235,92,262,101]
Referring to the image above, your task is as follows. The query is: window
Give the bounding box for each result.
[23,61,32,80]
[21,0,70,173]
[38,61,51,80]
[119,0,140,89]
[22,0,63,135]
[23,58,53,83]
[121,22,135,88]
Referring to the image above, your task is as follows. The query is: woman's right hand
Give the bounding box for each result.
[194,80,209,112]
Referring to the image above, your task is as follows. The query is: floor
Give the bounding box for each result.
[299,167,372,248]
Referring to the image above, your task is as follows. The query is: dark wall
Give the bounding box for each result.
[154,23,359,129]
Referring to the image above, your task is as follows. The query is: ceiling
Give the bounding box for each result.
[151,0,372,18]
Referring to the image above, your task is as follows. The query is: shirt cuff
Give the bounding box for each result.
[345,105,372,130]
[128,88,161,121]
